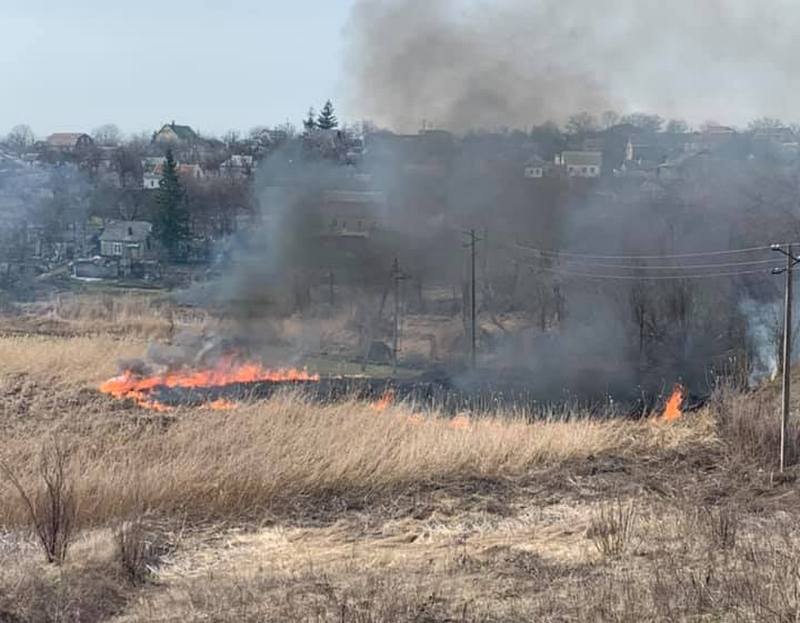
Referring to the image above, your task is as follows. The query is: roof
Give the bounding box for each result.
[323,190,387,205]
[562,151,602,167]
[524,157,547,166]
[99,220,152,243]
[46,133,91,148]
[156,123,198,141]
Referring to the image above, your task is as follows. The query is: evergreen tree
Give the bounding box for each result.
[316,100,338,130]
[303,108,317,132]
[154,149,189,262]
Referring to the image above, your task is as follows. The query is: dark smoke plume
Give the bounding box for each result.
[345,0,800,131]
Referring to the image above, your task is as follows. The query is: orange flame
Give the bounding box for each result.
[660,384,685,422]
[99,356,319,411]
[207,398,238,411]
[370,389,395,412]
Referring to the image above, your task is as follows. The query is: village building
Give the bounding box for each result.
[320,190,386,238]
[142,172,160,190]
[153,122,200,144]
[558,151,602,178]
[45,133,94,152]
[219,154,254,178]
[99,220,154,260]
[523,158,546,179]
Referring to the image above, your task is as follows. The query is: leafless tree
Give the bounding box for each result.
[665,119,689,133]
[620,112,664,133]
[5,124,35,154]
[92,123,122,146]
[601,110,620,129]
[565,112,598,135]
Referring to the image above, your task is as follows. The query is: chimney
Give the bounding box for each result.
[127,226,133,236]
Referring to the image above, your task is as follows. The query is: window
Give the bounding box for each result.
[582,166,588,174]
[112,242,122,256]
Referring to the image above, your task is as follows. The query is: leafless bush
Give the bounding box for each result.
[115,518,173,585]
[0,560,130,623]
[587,499,637,558]
[0,440,76,564]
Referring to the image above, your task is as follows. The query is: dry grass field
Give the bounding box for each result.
[2,296,800,622]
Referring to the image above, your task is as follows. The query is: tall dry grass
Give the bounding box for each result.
[0,394,713,527]
[0,335,147,384]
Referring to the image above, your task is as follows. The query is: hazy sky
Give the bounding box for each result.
[5,0,800,139]
[1,1,356,137]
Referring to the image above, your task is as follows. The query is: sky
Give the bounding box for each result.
[0,1,356,138]
[4,0,800,139]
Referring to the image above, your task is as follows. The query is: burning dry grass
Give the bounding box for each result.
[0,391,713,529]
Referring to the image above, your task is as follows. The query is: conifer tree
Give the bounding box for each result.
[154,148,189,262]
[316,100,338,130]
[303,108,317,132]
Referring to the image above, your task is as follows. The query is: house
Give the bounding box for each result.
[558,151,602,177]
[177,163,204,180]
[145,162,204,187]
[141,156,166,172]
[99,220,153,260]
[523,158,546,179]
[45,133,94,152]
[142,172,160,190]
[320,190,386,237]
[219,154,254,178]
[153,122,199,144]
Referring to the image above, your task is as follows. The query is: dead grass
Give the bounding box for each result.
[0,392,712,528]
[1,313,796,621]
[0,334,147,384]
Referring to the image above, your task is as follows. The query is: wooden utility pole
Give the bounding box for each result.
[391,258,407,373]
[465,230,481,368]
[772,243,798,471]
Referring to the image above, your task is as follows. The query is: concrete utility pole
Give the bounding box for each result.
[772,243,799,471]
[464,230,482,369]
[391,258,407,374]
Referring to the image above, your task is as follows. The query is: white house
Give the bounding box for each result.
[142,172,160,190]
[523,158,546,179]
[560,151,602,178]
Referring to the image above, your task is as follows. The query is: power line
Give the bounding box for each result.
[520,257,778,271]
[526,265,770,281]
[514,240,792,261]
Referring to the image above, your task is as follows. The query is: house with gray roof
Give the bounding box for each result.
[99,220,154,260]
[153,122,200,144]
[558,151,603,178]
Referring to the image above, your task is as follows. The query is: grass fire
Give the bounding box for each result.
[7,1,800,619]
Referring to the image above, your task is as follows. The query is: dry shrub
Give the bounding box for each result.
[116,517,175,585]
[587,499,637,558]
[1,440,77,564]
[0,560,130,623]
[710,383,800,468]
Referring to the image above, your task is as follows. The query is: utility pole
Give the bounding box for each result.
[391,258,407,374]
[772,243,799,471]
[464,230,482,368]
[328,270,335,306]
